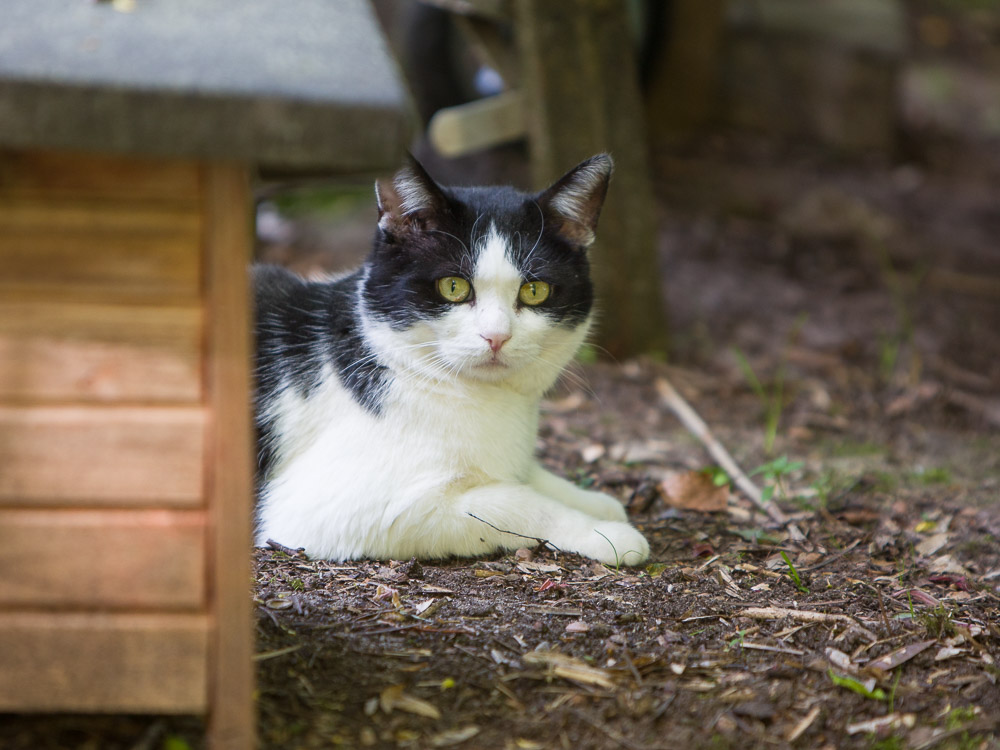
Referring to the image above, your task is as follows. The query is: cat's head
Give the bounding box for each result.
[360,155,613,394]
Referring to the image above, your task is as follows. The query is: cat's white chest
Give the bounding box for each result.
[389,378,539,482]
[256,369,540,557]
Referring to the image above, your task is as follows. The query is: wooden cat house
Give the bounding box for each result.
[0,1,413,747]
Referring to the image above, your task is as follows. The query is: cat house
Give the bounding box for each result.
[0,1,413,747]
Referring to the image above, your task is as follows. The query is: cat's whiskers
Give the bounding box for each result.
[469,212,487,252]
[520,200,546,273]
[528,350,597,402]
[340,340,437,380]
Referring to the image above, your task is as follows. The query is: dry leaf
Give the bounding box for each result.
[565,621,590,634]
[916,533,949,557]
[659,471,728,512]
[517,561,563,574]
[846,714,915,735]
[374,584,400,606]
[429,726,480,747]
[380,684,441,719]
[934,646,964,661]
[928,554,971,575]
[522,650,615,689]
[868,640,936,671]
[420,584,455,595]
[414,598,447,618]
[826,648,855,673]
[609,440,671,464]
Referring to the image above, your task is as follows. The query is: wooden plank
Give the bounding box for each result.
[203,163,256,749]
[0,301,202,402]
[0,225,201,305]
[1,196,201,233]
[0,406,205,506]
[0,149,202,205]
[0,151,203,303]
[0,509,206,609]
[0,612,208,713]
[429,90,526,157]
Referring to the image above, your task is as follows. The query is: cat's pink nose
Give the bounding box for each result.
[481,332,510,353]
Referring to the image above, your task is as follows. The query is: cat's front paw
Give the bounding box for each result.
[581,521,650,567]
[575,489,629,522]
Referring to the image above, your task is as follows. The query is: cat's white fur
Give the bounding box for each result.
[256,224,650,565]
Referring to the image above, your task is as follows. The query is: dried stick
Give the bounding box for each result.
[654,377,805,541]
[467,513,560,551]
[740,606,876,640]
[266,538,307,557]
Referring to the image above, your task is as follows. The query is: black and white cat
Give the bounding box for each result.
[253,155,650,566]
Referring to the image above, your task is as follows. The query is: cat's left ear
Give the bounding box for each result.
[375,157,448,237]
[538,154,614,249]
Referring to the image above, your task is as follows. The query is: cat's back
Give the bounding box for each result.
[253,264,362,348]
[252,262,386,429]
[253,264,357,325]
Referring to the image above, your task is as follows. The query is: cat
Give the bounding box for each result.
[253,154,650,566]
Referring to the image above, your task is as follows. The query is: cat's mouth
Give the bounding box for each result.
[475,356,508,369]
[471,351,511,373]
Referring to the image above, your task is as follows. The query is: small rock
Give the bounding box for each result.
[399,557,425,580]
[616,612,643,624]
[733,701,775,720]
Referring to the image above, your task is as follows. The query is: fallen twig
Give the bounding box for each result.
[266,538,307,557]
[252,644,303,662]
[655,376,805,541]
[740,606,876,640]
[738,641,805,656]
[467,513,560,551]
[786,705,822,743]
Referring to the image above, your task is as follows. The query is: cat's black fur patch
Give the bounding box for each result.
[253,264,387,479]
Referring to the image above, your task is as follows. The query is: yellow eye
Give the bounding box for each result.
[437,276,471,303]
[519,280,551,306]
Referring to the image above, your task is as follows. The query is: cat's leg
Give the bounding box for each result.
[527,464,629,522]
[388,483,649,565]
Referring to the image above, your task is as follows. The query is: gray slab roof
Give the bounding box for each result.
[0,0,415,170]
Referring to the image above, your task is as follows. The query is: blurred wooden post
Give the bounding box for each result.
[515,0,668,358]
[646,0,727,139]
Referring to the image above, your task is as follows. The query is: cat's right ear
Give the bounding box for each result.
[375,158,447,237]
[538,154,614,249]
